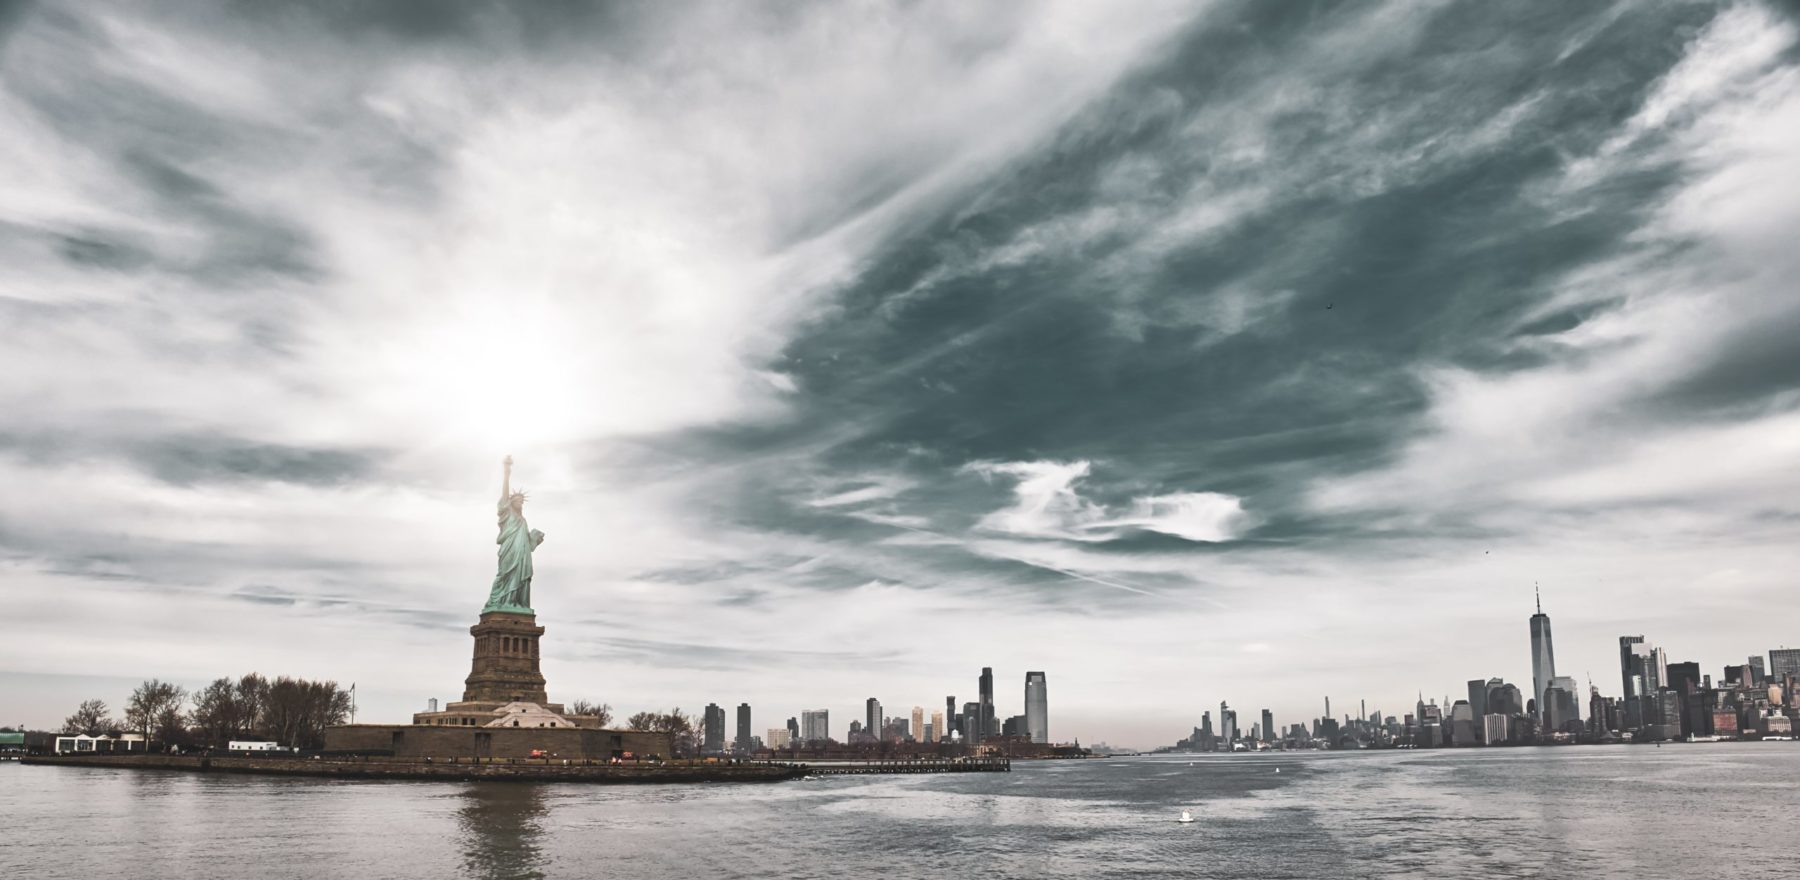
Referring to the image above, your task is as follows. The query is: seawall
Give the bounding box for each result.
[22,754,805,784]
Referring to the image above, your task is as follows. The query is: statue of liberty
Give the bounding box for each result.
[484,455,545,614]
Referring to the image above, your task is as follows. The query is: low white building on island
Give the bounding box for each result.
[53,733,146,754]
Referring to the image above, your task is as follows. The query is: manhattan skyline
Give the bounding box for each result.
[5,2,1800,748]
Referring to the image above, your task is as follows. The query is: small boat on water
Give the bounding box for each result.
[1178,810,1194,823]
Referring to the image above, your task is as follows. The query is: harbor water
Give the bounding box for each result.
[3,743,1794,878]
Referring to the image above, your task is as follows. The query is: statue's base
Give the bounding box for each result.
[459,611,551,706]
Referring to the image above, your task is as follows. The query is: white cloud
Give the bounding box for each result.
[964,460,1253,543]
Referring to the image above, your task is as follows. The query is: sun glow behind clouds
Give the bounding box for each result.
[374,296,593,452]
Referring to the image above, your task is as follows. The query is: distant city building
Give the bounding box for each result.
[786,716,799,743]
[1220,701,1238,750]
[1544,676,1582,735]
[1619,635,1646,699]
[1466,680,1489,733]
[1529,587,1557,724]
[945,696,958,738]
[979,667,996,741]
[703,703,726,753]
[1002,715,1026,737]
[1025,671,1048,744]
[1644,689,1683,741]
[1666,661,1702,696]
[1483,713,1509,744]
[1647,647,1668,693]
[1416,700,1444,748]
[1486,680,1523,717]
[1767,648,1800,682]
[767,728,790,749]
[1588,687,1610,736]
[1748,655,1767,685]
[735,703,752,752]
[800,709,830,743]
[930,711,944,743]
[911,706,925,743]
[865,698,883,742]
[1448,700,1477,746]
[962,702,980,743]
[1260,708,1274,743]
[922,722,934,742]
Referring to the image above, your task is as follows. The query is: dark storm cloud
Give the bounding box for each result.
[758,0,1726,544]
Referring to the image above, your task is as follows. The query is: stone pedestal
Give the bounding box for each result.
[414,610,591,726]
[463,611,550,705]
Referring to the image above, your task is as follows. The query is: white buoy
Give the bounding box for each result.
[1178,810,1195,823]
[1275,767,1281,773]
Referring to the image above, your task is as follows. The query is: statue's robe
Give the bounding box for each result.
[485,499,545,613]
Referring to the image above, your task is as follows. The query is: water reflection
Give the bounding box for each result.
[457,783,548,880]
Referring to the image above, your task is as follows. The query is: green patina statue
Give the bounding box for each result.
[484,455,545,614]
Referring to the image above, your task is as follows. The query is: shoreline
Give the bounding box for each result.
[18,753,1012,783]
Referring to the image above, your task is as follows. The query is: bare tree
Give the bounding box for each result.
[235,673,269,736]
[627,708,699,756]
[125,680,187,742]
[63,699,113,736]
[567,700,613,727]
[262,676,351,749]
[189,678,240,747]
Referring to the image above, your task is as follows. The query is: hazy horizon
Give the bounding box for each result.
[4,1,1800,750]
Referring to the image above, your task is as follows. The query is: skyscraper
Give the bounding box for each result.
[930,711,944,743]
[865,697,882,742]
[1529,586,1556,722]
[1220,701,1238,750]
[978,667,995,741]
[911,706,925,743]
[1024,671,1048,744]
[1544,676,1581,735]
[703,703,726,753]
[1770,648,1800,682]
[945,696,958,738]
[1486,680,1523,717]
[1646,646,1668,692]
[1466,680,1489,722]
[800,709,830,743]
[786,716,799,743]
[1619,635,1645,699]
[1260,708,1274,743]
[735,703,752,752]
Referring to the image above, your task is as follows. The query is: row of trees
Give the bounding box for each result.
[566,700,613,728]
[625,707,704,756]
[65,688,689,754]
[63,674,352,750]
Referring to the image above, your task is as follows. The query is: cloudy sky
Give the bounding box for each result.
[3,0,1799,747]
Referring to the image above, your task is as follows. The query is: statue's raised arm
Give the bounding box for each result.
[483,455,541,614]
